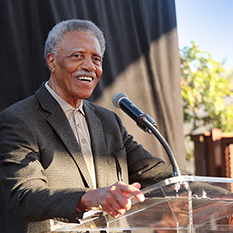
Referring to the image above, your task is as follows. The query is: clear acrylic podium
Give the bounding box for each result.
[51,176,233,232]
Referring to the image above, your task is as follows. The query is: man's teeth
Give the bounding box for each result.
[78,76,93,82]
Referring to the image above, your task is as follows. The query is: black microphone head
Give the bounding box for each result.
[112,92,128,108]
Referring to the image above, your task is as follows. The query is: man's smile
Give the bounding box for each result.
[77,76,93,82]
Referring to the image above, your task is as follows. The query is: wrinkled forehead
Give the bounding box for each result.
[59,31,101,53]
[58,31,102,56]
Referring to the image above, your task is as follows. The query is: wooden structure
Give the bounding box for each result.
[191,128,233,178]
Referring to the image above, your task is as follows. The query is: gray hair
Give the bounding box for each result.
[44,19,106,64]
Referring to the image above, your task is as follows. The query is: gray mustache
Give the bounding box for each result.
[75,71,96,78]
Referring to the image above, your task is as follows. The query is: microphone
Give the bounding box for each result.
[112,92,182,179]
[112,92,157,132]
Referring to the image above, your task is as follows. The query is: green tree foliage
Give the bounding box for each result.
[180,41,233,135]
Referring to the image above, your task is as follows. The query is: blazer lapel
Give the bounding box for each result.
[36,84,94,189]
[84,101,109,188]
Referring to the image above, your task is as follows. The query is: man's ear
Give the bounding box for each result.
[47,53,55,73]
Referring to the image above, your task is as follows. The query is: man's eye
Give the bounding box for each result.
[74,54,80,58]
[93,57,101,63]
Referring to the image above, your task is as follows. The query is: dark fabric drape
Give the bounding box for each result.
[0,0,179,106]
[0,0,186,231]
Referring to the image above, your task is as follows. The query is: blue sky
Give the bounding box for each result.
[175,0,233,71]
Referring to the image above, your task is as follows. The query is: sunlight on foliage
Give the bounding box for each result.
[180,41,233,134]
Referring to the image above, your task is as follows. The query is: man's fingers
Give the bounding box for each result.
[131,182,141,190]
[101,202,120,218]
[101,191,128,214]
[80,181,145,218]
[120,182,145,203]
[130,182,145,202]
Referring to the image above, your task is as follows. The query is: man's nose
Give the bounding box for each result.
[81,56,96,72]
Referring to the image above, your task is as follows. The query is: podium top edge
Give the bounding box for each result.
[165,175,233,185]
[139,175,233,195]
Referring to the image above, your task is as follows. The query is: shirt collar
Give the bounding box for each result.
[45,81,85,116]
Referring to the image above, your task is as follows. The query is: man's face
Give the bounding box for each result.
[47,31,103,107]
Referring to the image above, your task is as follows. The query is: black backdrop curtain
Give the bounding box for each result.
[0,0,186,231]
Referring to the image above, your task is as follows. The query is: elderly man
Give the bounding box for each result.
[0,19,187,233]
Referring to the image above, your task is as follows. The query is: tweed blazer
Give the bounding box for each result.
[0,83,176,233]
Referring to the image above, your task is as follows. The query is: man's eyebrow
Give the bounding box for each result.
[71,48,85,53]
[70,48,102,58]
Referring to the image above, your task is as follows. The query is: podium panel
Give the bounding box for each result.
[50,176,233,233]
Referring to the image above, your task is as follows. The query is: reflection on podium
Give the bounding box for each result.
[51,176,233,233]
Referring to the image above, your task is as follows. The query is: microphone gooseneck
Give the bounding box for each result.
[112,92,182,178]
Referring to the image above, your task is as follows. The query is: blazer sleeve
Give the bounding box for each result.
[0,109,84,223]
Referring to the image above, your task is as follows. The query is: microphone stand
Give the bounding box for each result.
[113,92,187,191]
[139,115,184,192]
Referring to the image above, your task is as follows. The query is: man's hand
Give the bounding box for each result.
[78,181,145,218]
